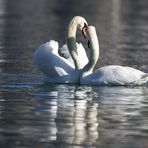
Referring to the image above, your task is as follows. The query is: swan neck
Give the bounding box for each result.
[67,22,79,69]
[67,22,77,38]
[82,49,98,75]
[82,27,99,76]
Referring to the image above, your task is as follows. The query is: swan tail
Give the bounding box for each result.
[132,74,148,86]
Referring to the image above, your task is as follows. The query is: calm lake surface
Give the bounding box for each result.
[0,0,148,147]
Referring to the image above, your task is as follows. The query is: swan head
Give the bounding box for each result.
[69,16,88,38]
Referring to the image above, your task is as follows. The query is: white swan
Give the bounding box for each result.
[79,26,148,86]
[34,16,88,83]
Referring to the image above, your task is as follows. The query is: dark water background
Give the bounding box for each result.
[0,0,148,147]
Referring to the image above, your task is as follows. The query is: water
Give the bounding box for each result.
[0,0,148,147]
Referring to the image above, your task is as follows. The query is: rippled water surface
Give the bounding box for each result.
[0,0,148,147]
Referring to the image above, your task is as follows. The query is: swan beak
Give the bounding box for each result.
[82,23,87,38]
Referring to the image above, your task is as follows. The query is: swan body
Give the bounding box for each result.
[81,65,147,85]
[80,26,148,86]
[34,16,88,83]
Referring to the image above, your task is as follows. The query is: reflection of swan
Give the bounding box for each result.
[34,16,88,83]
[80,26,148,86]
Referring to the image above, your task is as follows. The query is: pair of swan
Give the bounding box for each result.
[34,16,148,86]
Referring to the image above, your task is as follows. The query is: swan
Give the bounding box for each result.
[79,26,148,86]
[34,16,88,83]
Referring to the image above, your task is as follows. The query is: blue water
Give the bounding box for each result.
[0,0,148,147]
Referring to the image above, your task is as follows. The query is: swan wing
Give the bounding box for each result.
[59,42,89,69]
[34,40,75,82]
[59,44,74,64]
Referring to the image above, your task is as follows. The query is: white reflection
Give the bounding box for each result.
[44,86,99,146]
[45,85,148,146]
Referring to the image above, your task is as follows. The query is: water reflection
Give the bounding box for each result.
[0,83,147,147]
[33,85,99,146]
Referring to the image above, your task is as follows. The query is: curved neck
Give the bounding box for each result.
[82,27,99,76]
[66,18,82,69]
[67,21,77,38]
[67,22,78,67]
